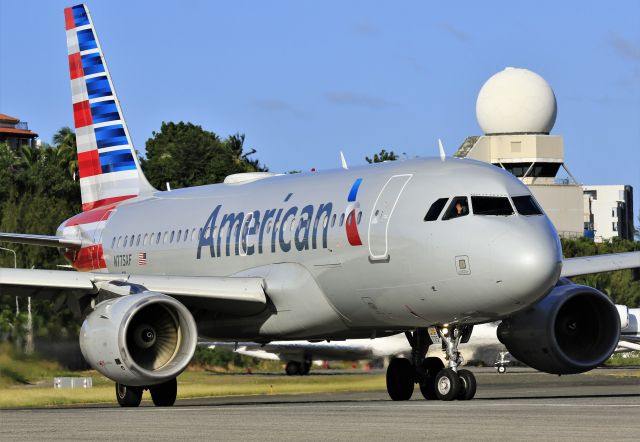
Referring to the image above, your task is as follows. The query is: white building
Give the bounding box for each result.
[583,185,635,242]
[456,67,635,241]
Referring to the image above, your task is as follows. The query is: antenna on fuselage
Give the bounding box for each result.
[340,151,349,170]
[438,139,446,162]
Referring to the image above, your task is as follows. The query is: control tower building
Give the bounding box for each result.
[455,67,584,237]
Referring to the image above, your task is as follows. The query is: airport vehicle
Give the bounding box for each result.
[1,4,639,406]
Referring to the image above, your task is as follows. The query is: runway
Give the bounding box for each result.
[2,368,639,441]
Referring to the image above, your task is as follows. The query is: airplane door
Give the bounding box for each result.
[368,174,412,261]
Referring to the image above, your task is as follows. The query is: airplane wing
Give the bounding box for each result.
[0,268,266,315]
[0,232,83,249]
[561,252,640,278]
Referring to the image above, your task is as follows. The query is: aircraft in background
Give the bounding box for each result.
[209,307,640,375]
[1,4,639,407]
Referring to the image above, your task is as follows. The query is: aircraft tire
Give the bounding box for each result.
[497,365,506,374]
[150,378,177,407]
[301,361,311,375]
[419,357,444,400]
[115,383,143,407]
[285,361,301,376]
[434,368,461,401]
[456,369,477,400]
[386,358,414,401]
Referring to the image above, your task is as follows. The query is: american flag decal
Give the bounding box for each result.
[138,252,147,266]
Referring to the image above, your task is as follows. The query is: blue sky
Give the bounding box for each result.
[1,1,639,219]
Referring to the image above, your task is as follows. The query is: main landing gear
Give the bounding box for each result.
[115,378,178,407]
[285,360,312,376]
[386,326,476,401]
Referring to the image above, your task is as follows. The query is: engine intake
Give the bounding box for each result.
[80,292,197,386]
[497,281,620,374]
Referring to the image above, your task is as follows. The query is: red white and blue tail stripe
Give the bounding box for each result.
[65,4,154,212]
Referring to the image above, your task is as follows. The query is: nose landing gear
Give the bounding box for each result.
[386,326,477,401]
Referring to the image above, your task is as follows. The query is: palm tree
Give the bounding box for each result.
[52,127,78,178]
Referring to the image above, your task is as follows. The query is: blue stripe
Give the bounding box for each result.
[347,178,363,202]
[94,124,128,149]
[77,29,97,52]
[81,52,104,76]
[99,149,136,174]
[85,75,111,99]
[72,5,90,27]
[90,100,120,124]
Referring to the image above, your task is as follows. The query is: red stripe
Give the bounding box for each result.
[82,195,136,212]
[345,210,363,246]
[68,244,106,271]
[73,100,93,128]
[65,205,115,227]
[78,149,102,178]
[64,8,75,30]
[68,52,83,79]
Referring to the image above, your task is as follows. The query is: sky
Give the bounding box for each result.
[1,0,639,220]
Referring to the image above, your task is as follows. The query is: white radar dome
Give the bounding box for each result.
[476,67,557,135]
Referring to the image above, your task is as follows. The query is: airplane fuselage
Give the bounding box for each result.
[59,158,562,340]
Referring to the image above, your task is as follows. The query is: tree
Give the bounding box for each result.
[140,122,267,189]
[52,127,78,178]
[366,149,399,164]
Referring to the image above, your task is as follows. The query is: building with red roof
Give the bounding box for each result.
[0,114,39,150]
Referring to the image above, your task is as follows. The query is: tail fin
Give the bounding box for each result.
[64,4,155,211]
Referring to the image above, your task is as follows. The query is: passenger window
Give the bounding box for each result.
[143,234,148,245]
[156,232,161,244]
[442,197,469,220]
[424,198,449,221]
[136,235,141,246]
[184,229,188,242]
[177,230,182,242]
[512,195,543,216]
[471,196,514,216]
[170,231,175,243]
[331,214,336,227]
[111,237,116,249]
[339,213,345,226]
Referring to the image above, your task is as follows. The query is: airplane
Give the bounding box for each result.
[208,307,640,375]
[1,3,639,407]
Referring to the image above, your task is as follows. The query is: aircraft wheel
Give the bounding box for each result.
[419,357,444,400]
[434,368,461,401]
[456,369,477,400]
[386,358,414,401]
[497,365,506,374]
[285,361,301,376]
[115,383,143,407]
[150,378,177,407]
[300,361,311,375]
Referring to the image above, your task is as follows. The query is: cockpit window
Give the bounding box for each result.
[442,196,469,220]
[512,195,543,216]
[424,198,449,221]
[471,196,514,216]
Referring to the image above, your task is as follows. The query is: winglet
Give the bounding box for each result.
[438,139,446,162]
[340,151,348,170]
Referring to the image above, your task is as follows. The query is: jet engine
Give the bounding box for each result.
[497,281,620,374]
[80,292,197,386]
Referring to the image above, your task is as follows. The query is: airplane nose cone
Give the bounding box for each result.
[490,216,562,306]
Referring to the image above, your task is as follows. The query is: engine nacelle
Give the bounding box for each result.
[80,292,197,386]
[497,282,620,374]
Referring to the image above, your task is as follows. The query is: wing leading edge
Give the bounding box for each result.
[561,252,640,278]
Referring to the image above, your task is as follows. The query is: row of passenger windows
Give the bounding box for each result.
[424,195,542,222]
[110,210,365,250]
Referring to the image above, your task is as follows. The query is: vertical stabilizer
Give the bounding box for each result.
[64,4,155,211]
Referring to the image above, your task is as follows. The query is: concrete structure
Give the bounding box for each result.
[583,185,635,242]
[456,68,585,237]
[0,113,38,150]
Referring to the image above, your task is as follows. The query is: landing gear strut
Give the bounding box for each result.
[385,326,477,401]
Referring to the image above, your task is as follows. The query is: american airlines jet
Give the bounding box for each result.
[1,4,639,406]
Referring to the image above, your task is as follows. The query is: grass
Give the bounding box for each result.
[0,371,386,409]
[606,351,640,367]
[0,344,385,408]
